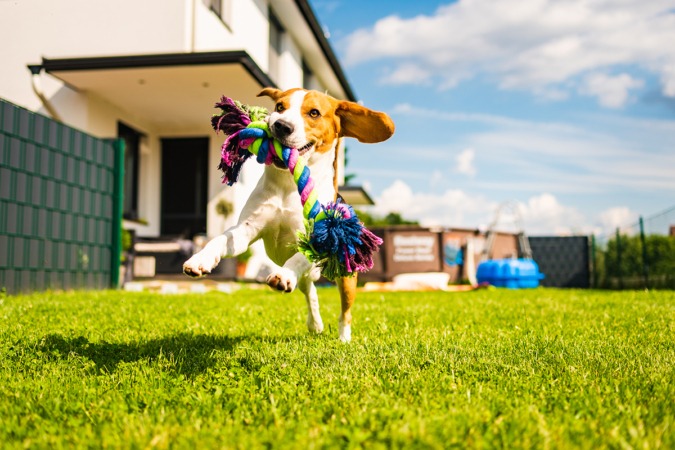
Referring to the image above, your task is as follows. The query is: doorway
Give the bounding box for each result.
[161,137,209,237]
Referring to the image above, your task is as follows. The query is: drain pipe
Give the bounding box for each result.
[190,0,196,52]
[28,65,62,122]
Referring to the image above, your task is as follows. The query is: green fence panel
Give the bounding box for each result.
[0,99,123,294]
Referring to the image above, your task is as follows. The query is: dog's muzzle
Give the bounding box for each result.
[272,120,294,139]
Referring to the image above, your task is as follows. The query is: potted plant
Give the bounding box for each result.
[236,247,253,279]
[215,198,234,220]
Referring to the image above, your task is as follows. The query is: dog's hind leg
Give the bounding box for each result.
[336,275,358,343]
[298,271,324,334]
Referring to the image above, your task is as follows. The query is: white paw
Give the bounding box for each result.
[339,321,351,343]
[183,251,220,278]
[307,316,324,334]
[266,268,297,293]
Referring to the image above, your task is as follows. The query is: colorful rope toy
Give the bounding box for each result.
[212,96,382,280]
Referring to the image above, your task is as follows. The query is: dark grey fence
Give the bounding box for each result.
[529,236,590,288]
[0,99,124,294]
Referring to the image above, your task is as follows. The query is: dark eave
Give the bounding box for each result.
[30,51,279,132]
[338,185,375,206]
[38,50,276,90]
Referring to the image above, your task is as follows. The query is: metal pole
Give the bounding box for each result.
[639,216,649,289]
[110,138,125,289]
[615,228,623,290]
[590,235,597,288]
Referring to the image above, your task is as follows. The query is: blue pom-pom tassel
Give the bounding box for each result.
[311,204,362,257]
[298,200,382,280]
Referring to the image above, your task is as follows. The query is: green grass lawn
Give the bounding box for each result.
[0,287,673,449]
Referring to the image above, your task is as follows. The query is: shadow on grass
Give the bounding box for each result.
[35,332,253,377]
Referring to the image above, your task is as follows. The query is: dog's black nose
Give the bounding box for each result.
[272,120,294,138]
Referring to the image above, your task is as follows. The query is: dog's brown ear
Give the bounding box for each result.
[257,87,283,101]
[336,101,395,143]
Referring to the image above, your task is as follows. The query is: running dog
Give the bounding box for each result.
[183,88,394,342]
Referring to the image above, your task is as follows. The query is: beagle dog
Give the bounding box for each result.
[183,88,394,342]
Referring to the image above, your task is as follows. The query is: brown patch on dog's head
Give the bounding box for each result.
[257,88,395,155]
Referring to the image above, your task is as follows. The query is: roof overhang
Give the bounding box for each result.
[284,0,357,102]
[338,185,375,206]
[31,51,277,132]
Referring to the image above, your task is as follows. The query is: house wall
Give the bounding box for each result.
[192,0,270,72]
[0,0,186,115]
[0,0,286,112]
[1,0,345,249]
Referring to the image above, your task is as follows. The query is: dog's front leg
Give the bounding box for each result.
[268,253,323,333]
[183,225,255,277]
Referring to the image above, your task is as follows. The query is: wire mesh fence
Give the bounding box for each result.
[592,206,675,289]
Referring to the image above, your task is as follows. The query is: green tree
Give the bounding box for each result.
[599,234,674,288]
[354,209,419,227]
[384,212,418,225]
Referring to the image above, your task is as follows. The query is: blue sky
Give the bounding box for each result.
[310,0,675,236]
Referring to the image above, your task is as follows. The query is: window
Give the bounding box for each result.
[117,122,141,221]
[209,0,221,17]
[208,0,231,27]
[269,9,284,81]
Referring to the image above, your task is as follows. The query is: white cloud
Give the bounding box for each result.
[350,102,674,236]
[370,179,497,229]
[429,170,445,188]
[369,180,595,235]
[597,206,639,233]
[518,193,587,235]
[381,63,432,86]
[342,0,675,105]
[389,102,675,193]
[455,148,476,176]
[579,72,644,108]
[662,63,675,97]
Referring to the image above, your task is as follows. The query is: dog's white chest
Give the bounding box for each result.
[251,148,336,265]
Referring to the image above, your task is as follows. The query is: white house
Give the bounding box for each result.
[0,0,369,277]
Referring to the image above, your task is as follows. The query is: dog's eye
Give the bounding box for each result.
[275,103,285,113]
[308,109,321,118]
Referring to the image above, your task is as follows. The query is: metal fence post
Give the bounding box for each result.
[639,216,649,289]
[110,138,125,289]
[615,228,623,290]
[590,235,597,288]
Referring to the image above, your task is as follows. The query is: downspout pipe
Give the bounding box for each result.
[28,65,63,122]
[190,0,196,52]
